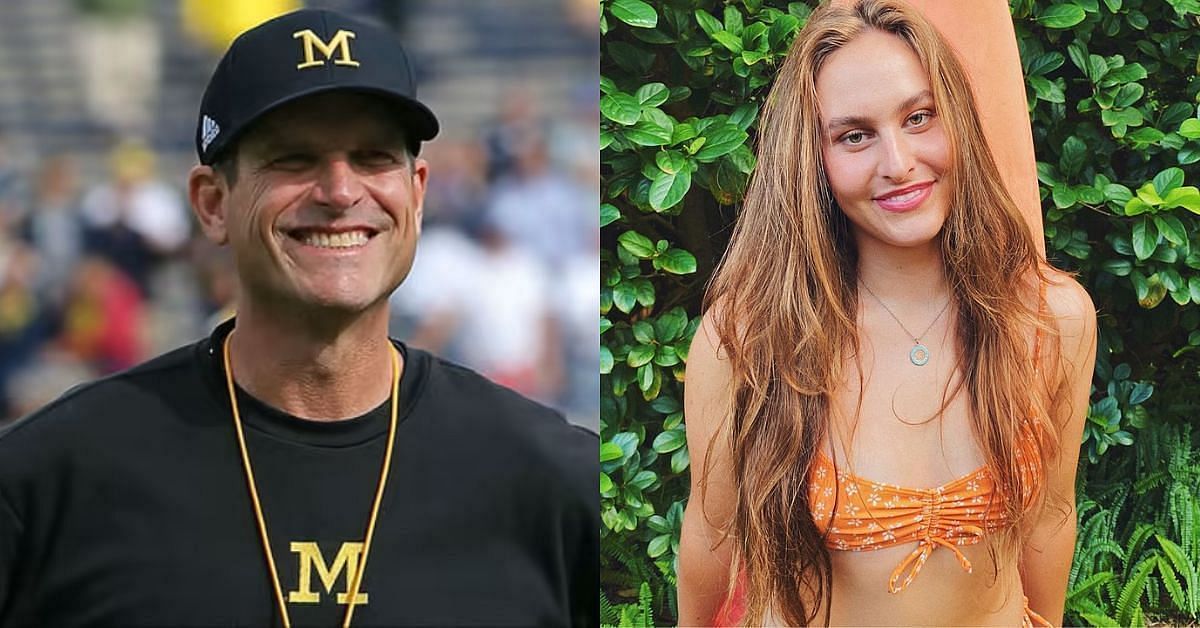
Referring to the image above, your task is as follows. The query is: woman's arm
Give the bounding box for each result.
[1020,275,1098,625]
[677,313,739,626]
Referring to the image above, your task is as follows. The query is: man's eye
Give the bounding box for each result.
[270,154,313,169]
[357,151,400,166]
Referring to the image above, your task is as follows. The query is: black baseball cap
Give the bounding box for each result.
[195,9,439,165]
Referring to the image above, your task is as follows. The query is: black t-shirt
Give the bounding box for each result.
[0,321,598,627]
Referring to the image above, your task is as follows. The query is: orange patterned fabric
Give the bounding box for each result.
[807,424,1043,594]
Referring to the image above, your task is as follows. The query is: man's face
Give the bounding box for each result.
[214,92,428,315]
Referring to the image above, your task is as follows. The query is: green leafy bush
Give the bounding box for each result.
[600,0,1200,625]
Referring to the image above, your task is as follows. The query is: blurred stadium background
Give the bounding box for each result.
[0,0,600,429]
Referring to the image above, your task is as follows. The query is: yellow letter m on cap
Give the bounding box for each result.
[293,29,361,69]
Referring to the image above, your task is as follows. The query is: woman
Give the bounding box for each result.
[677,1,1097,625]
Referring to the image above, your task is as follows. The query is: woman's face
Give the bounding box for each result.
[815,29,952,252]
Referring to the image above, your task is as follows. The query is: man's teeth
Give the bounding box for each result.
[301,231,370,248]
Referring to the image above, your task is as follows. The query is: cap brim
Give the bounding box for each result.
[208,84,439,163]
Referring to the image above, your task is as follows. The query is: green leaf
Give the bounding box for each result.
[1066,40,1088,75]
[637,362,655,394]
[1037,4,1086,28]
[671,124,698,147]
[654,345,680,367]
[600,345,614,374]
[650,395,680,415]
[630,469,657,490]
[1129,381,1154,405]
[600,93,642,125]
[1060,136,1086,177]
[1029,76,1065,103]
[634,82,669,107]
[1132,217,1158,260]
[612,281,637,314]
[695,125,749,161]
[618,230,656,258]
[1153,167,1185,195]
[607,40,653,75]
[1165,186,1200,213]
[600,203,620,228]
[647,534,671,558]
[1154,215,1187,246]
[723,4,743,34]
[599,472,613,495]
[1102,63,1147,86]
[627,344,656,368]
[1117,557,1156,626]
[1101,259,1132,276]
[1102,108,1144,128]
[729,103,760,131]
[1113,82,1144,108]
[1141,273,1167,308]
[1190,276,1200,303]
[670,446,690,473]
[1126,127,1163,144]
[600,441,624,463]
[1126,9,1148,29]
[632,320,656,344]
[1026,51,1065,76]
[657,248,698,274]
[654,307,688,342]
[625,110,674,147]
[655,150,687,175]
[1136,182,1162,206]
[1087,54,1109,83]
[633,278,655,307]
[711,30,743,53]
[767,14,799,49]
[610,0,658,28]
[649,168,692,211]
[1102,0,1121,10]
[1180,119,1200,139]
[652,428,686,453]
[694,9,723,37]
[1052,184,1078,209]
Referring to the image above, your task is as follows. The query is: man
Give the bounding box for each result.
[0,10,597,627]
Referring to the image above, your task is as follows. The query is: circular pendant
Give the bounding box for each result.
[909,343,930,366]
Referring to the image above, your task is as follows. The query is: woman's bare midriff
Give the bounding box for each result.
[757,537,1026,626]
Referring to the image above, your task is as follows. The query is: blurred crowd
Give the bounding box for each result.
[0,0,599,428]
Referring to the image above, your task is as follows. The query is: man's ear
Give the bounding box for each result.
[411,157,429,234]
[188,165,230,245]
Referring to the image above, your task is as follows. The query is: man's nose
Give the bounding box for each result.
[879,132,916,182]
[311,157,364,210]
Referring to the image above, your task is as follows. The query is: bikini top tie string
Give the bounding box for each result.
[887,525,985,594]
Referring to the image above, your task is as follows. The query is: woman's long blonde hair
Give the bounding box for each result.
[702,0,1064,624]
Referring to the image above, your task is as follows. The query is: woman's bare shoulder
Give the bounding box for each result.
[1041,269,1097,343]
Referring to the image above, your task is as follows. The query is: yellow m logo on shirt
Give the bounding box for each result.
[287,541,369,605]
[292,29,360,69]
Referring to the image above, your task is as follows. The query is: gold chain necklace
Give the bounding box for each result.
[222,333,400,628]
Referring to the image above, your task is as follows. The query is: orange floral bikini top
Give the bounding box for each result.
[807,425,1043,594]
[809,305,1049,595]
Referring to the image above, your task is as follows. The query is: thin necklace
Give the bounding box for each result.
[859,281,951,366]
[222,333,400,628]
